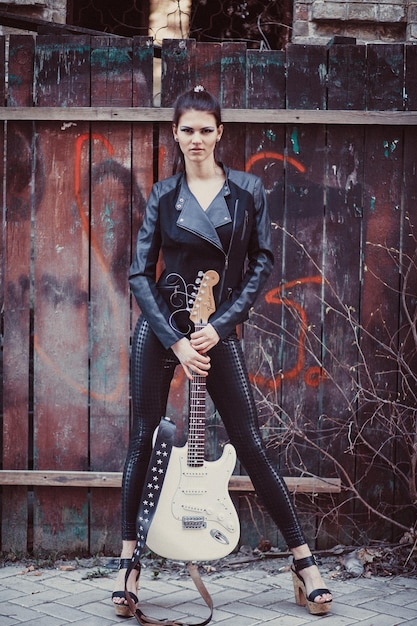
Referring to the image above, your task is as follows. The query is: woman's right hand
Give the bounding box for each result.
[171,337,211,380]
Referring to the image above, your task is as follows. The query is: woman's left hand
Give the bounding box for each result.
[190,323,220,354]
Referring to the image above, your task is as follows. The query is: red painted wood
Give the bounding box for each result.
[397,125,417,530]
[32,35,91,552]
[358,122,403,541]
[161,39,196,108]
[2,35,31,552]
[88,36,153,554]
[194,42,222,100]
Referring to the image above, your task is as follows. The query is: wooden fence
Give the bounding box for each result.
[1,35,416,555]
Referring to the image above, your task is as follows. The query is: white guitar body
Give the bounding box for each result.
[146,271,241,562]
[146,441,240,561]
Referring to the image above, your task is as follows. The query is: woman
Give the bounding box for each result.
[112,86,332,617]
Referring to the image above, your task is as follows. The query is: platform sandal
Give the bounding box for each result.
[291,555,332,616]
[111,558,141,618]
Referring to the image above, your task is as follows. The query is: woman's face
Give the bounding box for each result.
[173,109,223,167]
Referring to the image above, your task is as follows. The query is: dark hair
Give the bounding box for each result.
[172,87,222,127]
[172,87,222,174]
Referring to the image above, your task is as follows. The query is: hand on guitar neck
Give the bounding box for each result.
[171,335,211,380]
[171,270,221,380]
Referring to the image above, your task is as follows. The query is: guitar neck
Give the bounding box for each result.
[188,323,206,467]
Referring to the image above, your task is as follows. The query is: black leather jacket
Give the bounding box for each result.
[129,165,274,350]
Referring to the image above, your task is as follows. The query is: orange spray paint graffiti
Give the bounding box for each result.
[245,151,306,174]
[246,153,324,389]
[34,133,129,403]
[250,277,326,390]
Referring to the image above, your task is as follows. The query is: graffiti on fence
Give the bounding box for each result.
[29,138,327,402]
[32,132,146,403]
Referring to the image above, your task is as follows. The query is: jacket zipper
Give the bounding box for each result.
[241,210,248,241]
[219,199,238,301]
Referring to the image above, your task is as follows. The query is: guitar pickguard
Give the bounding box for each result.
[146,443,240,561]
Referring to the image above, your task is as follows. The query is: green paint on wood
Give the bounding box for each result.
[91,48,132,70]
[291,127,300,154]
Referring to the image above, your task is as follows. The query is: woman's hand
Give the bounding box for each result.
[171,337,211,380]
[190,323,220,354]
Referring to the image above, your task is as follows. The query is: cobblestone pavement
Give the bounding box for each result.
[1,555,417,625]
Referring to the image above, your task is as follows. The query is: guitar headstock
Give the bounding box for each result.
[189,270,220,325]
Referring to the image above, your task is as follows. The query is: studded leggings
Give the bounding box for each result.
[121,315,306,549]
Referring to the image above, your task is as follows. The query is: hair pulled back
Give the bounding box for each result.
[173,87,222,128]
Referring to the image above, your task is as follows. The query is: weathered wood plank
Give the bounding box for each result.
[246,49,285,110]
[357,46,405,542]
[358,123,403,539]
[220,41,246,109]
[327,44,366,110]
[218,42,246,171]
[0,107,415,125]
[32,35,91,553]
[133,36,154,107]
[282,44,328,546]
[243,57,287,546]
[366,43,405,111]
[0,471,342,493]
[2,34,30,554]
[320,42,365,546]
[397,125,417,530]
[194,42,222,99]
[286,44,327,110]
[161,39,195,107]
[405,44,417,111]
[88,35,137,555]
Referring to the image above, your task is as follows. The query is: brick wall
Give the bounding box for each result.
[293,0,414,44]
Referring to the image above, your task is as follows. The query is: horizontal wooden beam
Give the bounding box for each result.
[0,470,341,493]
[0,107,414,125]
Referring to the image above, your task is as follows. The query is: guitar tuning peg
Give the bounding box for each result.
[197,270,204,277]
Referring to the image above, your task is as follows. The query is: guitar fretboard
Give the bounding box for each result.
[188,324,207,467]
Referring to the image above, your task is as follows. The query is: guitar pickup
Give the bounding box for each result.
[182,516,207,529]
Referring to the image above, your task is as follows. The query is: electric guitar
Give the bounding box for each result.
[145,270,240,561]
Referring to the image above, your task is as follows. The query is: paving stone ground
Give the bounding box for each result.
[1,556,417,625]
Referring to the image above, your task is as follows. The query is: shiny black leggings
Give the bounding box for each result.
[121,316,306,549]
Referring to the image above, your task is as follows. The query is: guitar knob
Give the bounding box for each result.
[206,507,213,515]
[218,513,225,521]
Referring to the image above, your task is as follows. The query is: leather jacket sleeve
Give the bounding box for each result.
[209,176,274,340]
[129,182,184,350]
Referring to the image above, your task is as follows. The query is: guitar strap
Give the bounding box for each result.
[124,416,214,626]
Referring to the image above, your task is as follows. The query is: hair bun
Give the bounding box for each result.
[193,85,205,92]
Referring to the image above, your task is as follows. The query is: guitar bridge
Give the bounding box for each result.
[182,516,207,530]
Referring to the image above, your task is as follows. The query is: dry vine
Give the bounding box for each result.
[245,219,417,556]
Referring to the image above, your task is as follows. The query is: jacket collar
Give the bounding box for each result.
[175,166,231,250]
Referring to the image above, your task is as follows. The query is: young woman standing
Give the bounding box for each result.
[112,86,332,618]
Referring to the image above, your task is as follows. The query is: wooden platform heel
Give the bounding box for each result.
[291,555,332,616]
[111,558,141,618]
